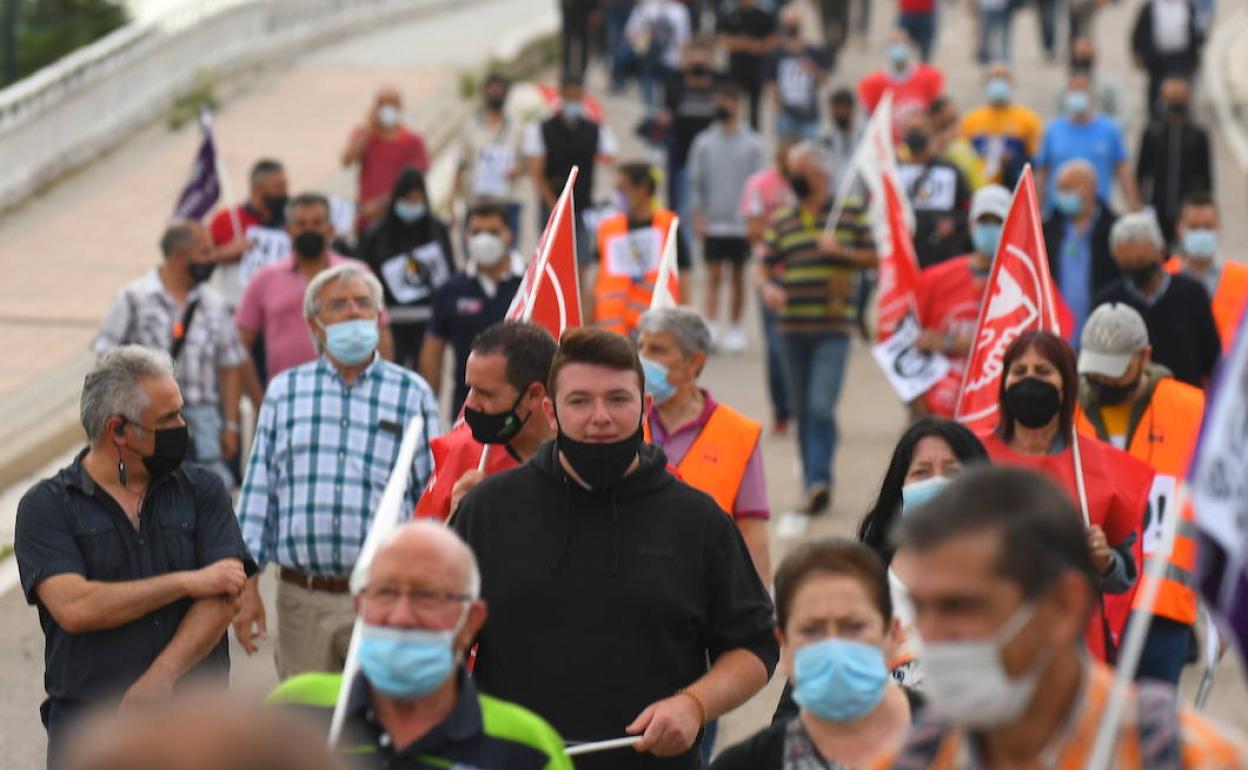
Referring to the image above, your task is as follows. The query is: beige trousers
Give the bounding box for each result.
[274,579,356,680]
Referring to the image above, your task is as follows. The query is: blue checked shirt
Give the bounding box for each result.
[238,355,441,576]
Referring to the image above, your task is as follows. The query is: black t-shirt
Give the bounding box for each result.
[359,216,457,323]
[766,46,827,121]
[899,158,973,268]
[717,7,776,81]
[428,270,524,418]
[666,79,718,168]
[15,453,256,704]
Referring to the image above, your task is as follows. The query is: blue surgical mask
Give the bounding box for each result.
[641,356,677,405]
[357,623,457,700]
[1182,228,1218,261]
[394,200,427,223]
[322,318,379,365]
[888,43,911,70]
[1054,190,1084,217]
[561,101,585,121]
[972,223,1003,258]
[986,78,1011,105]
[901,475,950,515]
[792,638,889,722]
[1063,90,1090,116]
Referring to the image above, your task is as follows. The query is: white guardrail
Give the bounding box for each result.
[0,0,452,211]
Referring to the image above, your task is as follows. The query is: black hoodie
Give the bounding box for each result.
[453,440,778,770]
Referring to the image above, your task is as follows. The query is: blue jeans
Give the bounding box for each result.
[183,402,234,487]
[1135,616,1191,685]
[605,3,633,87]
[783,331,851,490]
[977,7,1013,64]
[612,44,672,108]
[775,111,819,142]
[898,11,936,62]
[758,295,791,422]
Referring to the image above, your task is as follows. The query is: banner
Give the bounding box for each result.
[171,109,221,221]
[954,167,1068,434]
[871,313,952,403]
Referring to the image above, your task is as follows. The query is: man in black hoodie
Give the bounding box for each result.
[453,327,778,769]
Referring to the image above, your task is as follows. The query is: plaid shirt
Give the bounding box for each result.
[237,355,441,576]
[92,268,246,405]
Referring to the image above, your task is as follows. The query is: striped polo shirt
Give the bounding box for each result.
[763,196,874,335]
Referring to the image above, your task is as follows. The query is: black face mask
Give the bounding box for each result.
[263,195,289,225]
[1092,377,1138,406]
[141,425,190,479]
[714,105,732,121]
[1165,101,1188,119]
[689,64,711,78]
[1124,262,1160,290]
[903,130,929,156]
[1005,378,1062,429]
[833,114,852,130]
[1071,57,1094,74]
[789,173,812,200]
[484,94,507,111]
[293,231,326,259]
[188,262,216,285]
[464,391,530,445]
[556,421,644,491]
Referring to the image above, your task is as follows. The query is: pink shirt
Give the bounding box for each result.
[647,390,770,520]
[235,253,378,377]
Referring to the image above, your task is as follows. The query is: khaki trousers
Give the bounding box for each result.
[274,579,356,680]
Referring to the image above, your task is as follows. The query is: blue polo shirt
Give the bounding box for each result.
[1035,116,1126,210]
[428,269,523,418]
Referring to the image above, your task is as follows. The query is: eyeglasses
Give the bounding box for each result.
[322,296,376,314]
[362,586,473,614]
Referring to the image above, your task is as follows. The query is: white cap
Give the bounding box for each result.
[1078,303,1149,378]
[971,185,1012,223]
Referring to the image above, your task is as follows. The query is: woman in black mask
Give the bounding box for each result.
[978,330,1153,665]
[359,166,456,369]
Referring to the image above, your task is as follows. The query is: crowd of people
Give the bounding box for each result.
[9,0,1248,768]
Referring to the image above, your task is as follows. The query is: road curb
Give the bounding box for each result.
[1205,5,1248,171]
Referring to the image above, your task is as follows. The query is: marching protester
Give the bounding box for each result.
[1136,76,1212,244]
[453,327,778,769]
[616,0,691,108]
[234,264,440,680]
[236,192,395,382]
[857,28,944,139]
[1042,159,1119,337]
[1067,36,1122,120]
[715,0,777,131]
[1130,0,1205,113]
[15,347,254,768]
[207,157,290,309]
[709,540,915,770]
[767,4,829,142]
[761,141,877,515]
[92,220,246,487]
[637,307,771,583]
[452,73,526,236]
[928,97,986,192]
[593,161,691,337]
[1075,302,1205,684]
[887,465,1247,770]
[978,330,1154,662]
[418,201,524,419]
[960,63,1042,189]
[913,185,1011,418]
[358,166,456,372]
[1165,192,1248,351]
[341,86,430,235]
[662,39,718,232]
[688,81,766,352]
[415,321,559,520]
[819,88,864,195]
[1096,211,1220,388]
[268,521,573,768]
[897,112,973,268]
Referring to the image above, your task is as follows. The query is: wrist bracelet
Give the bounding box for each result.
[677,687,709,727]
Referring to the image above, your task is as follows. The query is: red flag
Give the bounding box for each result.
[954,167,1073,434]
[506,168,583,337]
[875,169,922,340]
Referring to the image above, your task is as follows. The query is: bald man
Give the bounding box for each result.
[268,522,573,769]
[341,86,430,234]
[1042,159,1120,335]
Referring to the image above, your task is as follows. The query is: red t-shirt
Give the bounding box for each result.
[915,255,986,417]
[414,423,521,522]
[858,65,944,139]
[981,432,1152,661]
[353,126,429,229]
[207,204,264,246]
[899,0,935,12]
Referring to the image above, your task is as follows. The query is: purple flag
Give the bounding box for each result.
[1190,309,1248,654]
[172,109,221,221]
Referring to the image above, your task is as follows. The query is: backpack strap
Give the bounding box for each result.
[1136,681,1184,770]
[891,717,954,770]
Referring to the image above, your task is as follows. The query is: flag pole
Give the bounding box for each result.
[202,108,244,240]
[824,94,886,234]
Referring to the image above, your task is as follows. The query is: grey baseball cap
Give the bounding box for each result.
[1079,303,1149,378]
[971,184,1012,222]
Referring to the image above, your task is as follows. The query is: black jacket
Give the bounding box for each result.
[1043,204,1119,299]
[453,440,778,770]
[1131,0,1204,74]
[1135,118,1212,238]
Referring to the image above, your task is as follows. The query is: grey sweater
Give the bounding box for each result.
[687,122,766,237]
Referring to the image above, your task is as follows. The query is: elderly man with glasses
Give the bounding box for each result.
[233,263,441,680]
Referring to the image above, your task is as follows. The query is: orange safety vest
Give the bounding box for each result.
[1163,256,1248,353]
[643,402,761,515]
[1076,376,1205,625]
[593,208,677,337]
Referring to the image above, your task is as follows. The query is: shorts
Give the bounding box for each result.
[703,236,751,264]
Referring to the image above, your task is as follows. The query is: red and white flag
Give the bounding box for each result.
[954,166,1072,434]
[506,167,583,335]
[874,165,922,341]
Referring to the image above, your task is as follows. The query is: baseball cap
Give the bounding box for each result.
[971,185,1012,222]
[1078,303,1149,378]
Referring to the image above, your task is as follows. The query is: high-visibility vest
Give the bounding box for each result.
[593,208,677,336]
[1076,376,1205,625]
[1163,256,1248,352]
[643,402,761,515]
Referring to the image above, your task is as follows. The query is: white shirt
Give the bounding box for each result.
[1152,0,1191,53]
[624,0,692,70]
[522,119,619,159]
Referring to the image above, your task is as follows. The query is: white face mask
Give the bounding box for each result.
[377,104,401,128]
[920,602,1051,728]
[467,231,507,268]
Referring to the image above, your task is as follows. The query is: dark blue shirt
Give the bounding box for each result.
[428,270,523,418]
[15,451,255,706]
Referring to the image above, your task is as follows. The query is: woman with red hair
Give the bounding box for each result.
[979,330,1153,662]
